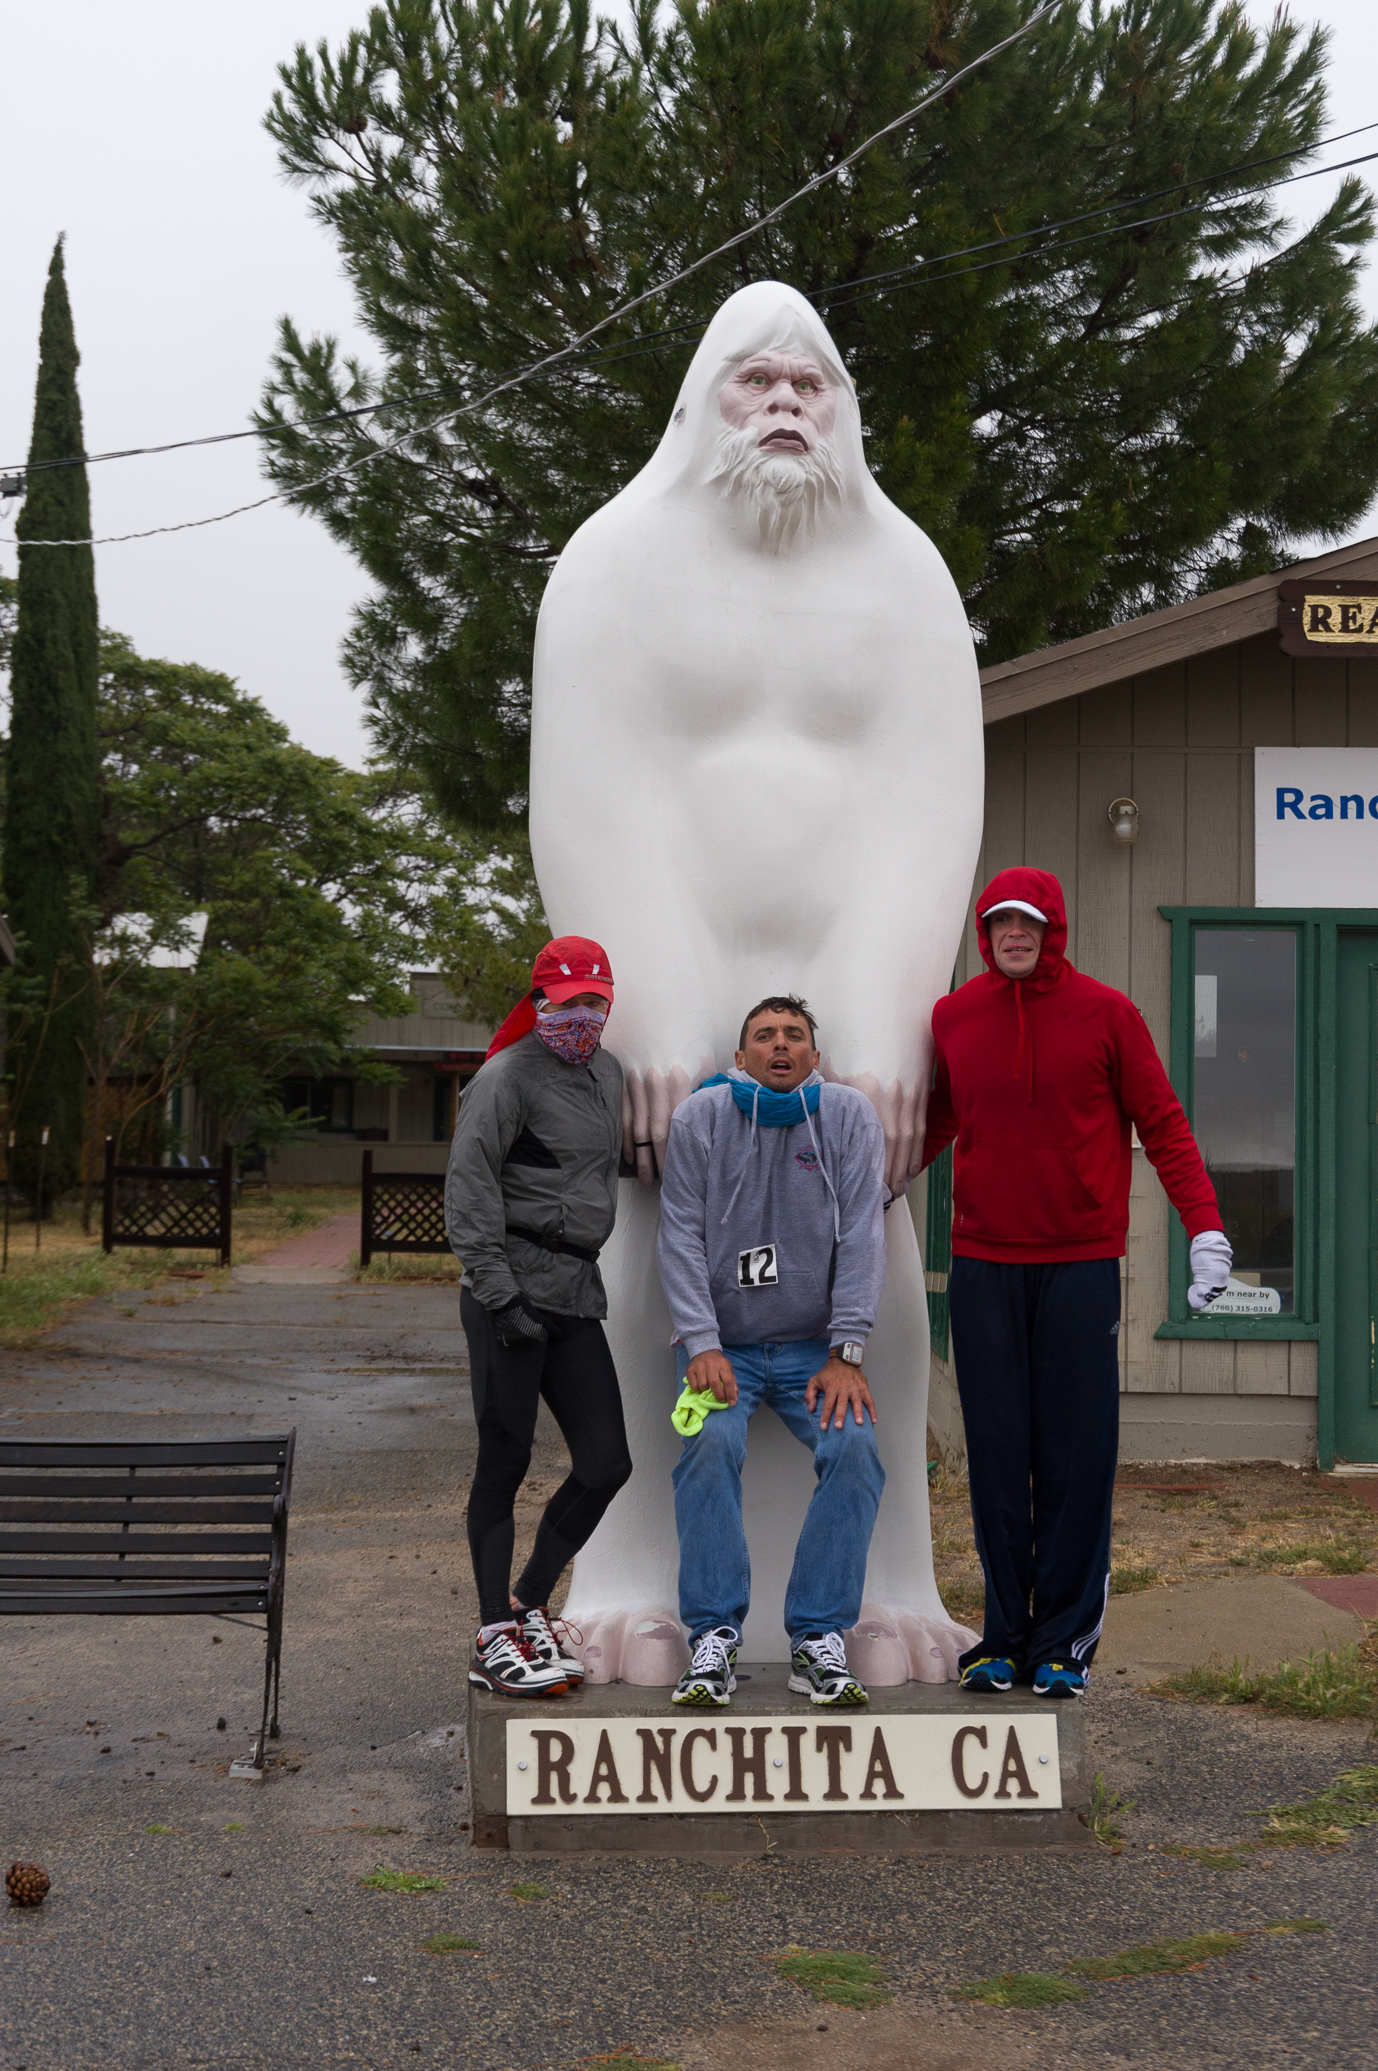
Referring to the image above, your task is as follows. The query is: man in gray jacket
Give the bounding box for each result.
[657,995,887,1709]
[446,935,632,1699]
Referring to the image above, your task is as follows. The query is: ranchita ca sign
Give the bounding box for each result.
[506,1711,1063,1815]
[1255,749,1378,907]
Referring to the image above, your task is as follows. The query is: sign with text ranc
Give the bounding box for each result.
[1255,748,1378,908]
[506,1711,1062,1815]
[1278,579,1378,657]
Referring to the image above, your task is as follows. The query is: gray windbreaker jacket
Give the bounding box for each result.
[444,1030,624,1318]
[656,1073,886,1357]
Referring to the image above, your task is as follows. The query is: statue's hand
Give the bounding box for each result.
[839,1073,925,1200]
[622,1064,697,1185]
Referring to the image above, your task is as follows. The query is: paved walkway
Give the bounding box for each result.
[236,1210,360,1284]
[1,1283,1376,2068]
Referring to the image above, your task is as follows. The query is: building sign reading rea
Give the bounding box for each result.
[506,1711,1062,1815]
[1255,749,1378,908]
[1278,580,1378,656]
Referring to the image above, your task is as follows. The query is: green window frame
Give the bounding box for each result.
[1156,907,1321,1343]
[925,1146,953,1359]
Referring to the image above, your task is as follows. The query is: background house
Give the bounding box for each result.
[266,972,491,1183]
[915,533,1378,1475]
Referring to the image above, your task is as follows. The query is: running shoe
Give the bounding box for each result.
[672,1626,739,1707]
[1032,1660,1087,1699]
[468,1623,569,1698]
[960,1655,1017,1694]
[517,1605,585,1689]
[788,1632,869,1707]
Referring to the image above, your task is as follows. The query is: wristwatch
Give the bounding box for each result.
[833,1341,865,1367]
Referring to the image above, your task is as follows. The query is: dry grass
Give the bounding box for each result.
[928,1460,1377,1632]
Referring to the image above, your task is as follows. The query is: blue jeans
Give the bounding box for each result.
[672,1339,885,1644]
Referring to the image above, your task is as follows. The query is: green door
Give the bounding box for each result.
[1334,932,1378,1463]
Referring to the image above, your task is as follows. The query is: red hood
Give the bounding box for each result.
[975,868,1068,993]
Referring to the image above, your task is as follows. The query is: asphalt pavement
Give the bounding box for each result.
[1,1273,1375,2069]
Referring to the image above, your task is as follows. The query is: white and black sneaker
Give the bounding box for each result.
[672,1626,739,1707]
[788,1632,869,1707]
[517,1606,585,1689]
[468,1623,569,1698]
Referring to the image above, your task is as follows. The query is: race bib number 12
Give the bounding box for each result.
[738,1244,779,1290]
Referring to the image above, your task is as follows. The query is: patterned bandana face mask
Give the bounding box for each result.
[534,1004,607,1064]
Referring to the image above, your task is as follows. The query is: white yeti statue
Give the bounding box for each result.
[529,280,983,1684]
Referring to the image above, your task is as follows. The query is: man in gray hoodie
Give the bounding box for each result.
[656,996,887,1708]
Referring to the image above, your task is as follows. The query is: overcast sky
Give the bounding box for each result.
[2,0,1375,772]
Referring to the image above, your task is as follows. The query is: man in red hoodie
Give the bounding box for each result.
[922,868,1230,1699]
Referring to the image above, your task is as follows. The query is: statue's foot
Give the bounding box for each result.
[560,1607,689,1687]
[845,1600,980,1686]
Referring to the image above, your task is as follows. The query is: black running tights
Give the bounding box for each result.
[460,1287,633,1626]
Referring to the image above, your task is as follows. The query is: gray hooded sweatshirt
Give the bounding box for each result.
[657,1071,886,1358]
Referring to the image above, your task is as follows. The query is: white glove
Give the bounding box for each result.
[1188,1230,1232,1310]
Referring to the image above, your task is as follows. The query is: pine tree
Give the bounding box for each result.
[261,0,1378,833]
[4,238,100,1209]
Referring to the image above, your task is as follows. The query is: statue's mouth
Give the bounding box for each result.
[759,428,809,453]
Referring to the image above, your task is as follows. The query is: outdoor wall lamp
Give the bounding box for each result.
[1108,797,1140,845]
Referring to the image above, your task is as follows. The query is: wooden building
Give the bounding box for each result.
[918,533,1378,1474]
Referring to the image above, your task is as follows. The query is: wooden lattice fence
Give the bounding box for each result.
[359,1148,449,1266]
[101,1139,233,1267]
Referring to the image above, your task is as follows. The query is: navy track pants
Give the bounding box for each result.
[948,1257,1120,1675]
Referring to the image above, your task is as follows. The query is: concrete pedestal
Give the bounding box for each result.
[469,1664,1093,1854]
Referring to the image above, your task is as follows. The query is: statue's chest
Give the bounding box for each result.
[640,566,900,749]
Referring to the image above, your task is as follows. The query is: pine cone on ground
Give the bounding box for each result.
[6,1862,49,1907]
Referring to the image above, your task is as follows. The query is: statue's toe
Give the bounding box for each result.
[565,1608,688,1686]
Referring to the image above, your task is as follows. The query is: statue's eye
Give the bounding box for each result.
[747,374,767,387]
[795,380,816,394]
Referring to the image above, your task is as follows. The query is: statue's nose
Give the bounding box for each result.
[767,392,802,414]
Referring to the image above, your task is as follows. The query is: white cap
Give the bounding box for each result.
[981,898,1048,924]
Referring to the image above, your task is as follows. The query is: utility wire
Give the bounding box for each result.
[10,11,1376,544]
[4,0,1069,547]
[6,112,1377,481]
[826,142,1378,311]
[556,137,1378,371]
[482,139,1378,384]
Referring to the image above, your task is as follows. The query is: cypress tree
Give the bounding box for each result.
[4,238,99,1209]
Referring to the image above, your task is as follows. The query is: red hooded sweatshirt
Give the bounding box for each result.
[923,867,1220,1263]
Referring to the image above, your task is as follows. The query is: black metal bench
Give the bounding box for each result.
[0,1433,295,1767]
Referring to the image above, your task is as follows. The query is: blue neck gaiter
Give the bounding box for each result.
[701,1069,822,1127]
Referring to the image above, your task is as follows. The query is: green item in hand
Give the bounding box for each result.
[672,1381,730,1437]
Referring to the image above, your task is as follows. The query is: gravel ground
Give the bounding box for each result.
[1,1279,1376,2070]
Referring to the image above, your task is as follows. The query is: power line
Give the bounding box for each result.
[10,10,1376,545]
[820,130,1378,310]
[566,137,1378,371]
[3,0,1067,547]
[6,112,1377,482]
[826,142,1378,313]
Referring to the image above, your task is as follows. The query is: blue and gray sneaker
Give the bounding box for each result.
[673,1626,739,1707]
[788,1632,869,1706]
[1032,1660,1087,1699]
[959,1656,1016,1694]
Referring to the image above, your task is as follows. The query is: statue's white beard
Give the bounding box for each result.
[707,426,845,552]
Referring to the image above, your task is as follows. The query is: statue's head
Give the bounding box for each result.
[711,349,843,551]
[620,282,876,553]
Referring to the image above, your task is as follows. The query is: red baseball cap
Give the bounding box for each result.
[486,935,615,1058]
[534,936,615,1006]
